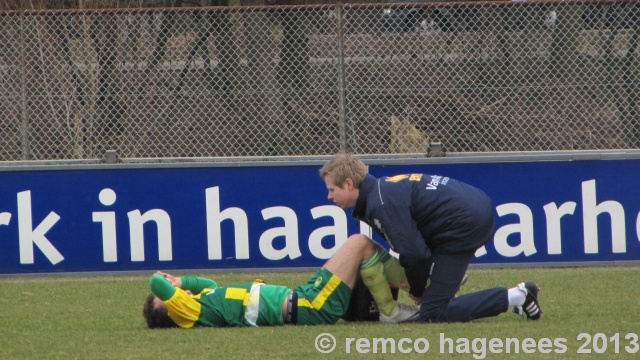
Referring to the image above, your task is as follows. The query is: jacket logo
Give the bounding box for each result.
[426,175,449,190]
[385,175,409,182]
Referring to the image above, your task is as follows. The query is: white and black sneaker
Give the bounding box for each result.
[379,303,420,323]
[513,281,542,320]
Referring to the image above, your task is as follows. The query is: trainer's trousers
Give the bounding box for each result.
[419,252,509,323]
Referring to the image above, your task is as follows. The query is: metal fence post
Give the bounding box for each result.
[19,11,29,161]
[336,6,347,153]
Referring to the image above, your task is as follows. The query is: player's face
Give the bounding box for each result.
[153,297,165,311]
[324,174,357,209]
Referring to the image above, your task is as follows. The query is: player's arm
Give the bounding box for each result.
[180,276,218,294]
[155,271,218,294]
[156,271,218,294]
[149,273,177,301]
[150,274,207,328]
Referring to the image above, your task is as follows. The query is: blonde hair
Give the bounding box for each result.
[319,153,369,188]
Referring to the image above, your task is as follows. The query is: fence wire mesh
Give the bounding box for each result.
[0,1,638,161]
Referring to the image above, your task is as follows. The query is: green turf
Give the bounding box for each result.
[1,266,639,359]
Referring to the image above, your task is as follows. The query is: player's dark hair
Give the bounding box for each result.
[142,294,178,329]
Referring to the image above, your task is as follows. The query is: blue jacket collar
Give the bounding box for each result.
[353,174,376,219]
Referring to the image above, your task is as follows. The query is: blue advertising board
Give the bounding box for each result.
[1,155,640,274]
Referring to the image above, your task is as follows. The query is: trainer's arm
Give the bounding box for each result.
[399,254,431,298]
[373,208,432,298]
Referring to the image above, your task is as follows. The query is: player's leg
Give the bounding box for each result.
[378,249,410,292]
[321,234,417,322]
[321,233,408,290]
[294,234,376,325]
[346,235,419,322]
[321,233,376,288]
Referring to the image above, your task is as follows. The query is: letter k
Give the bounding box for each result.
[18,191,64,265]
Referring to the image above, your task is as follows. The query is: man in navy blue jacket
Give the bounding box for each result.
[320,153,542,323]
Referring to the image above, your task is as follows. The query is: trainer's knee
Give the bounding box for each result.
[419,303,446,323]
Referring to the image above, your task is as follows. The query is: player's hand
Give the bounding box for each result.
[156,271,182,288]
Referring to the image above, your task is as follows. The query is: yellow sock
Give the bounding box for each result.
[379,251,408,291]
[360,252,396,316]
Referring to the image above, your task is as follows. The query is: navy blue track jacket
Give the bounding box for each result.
[352,173,495,297]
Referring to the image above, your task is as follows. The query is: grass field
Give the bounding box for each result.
[1,266,639,360]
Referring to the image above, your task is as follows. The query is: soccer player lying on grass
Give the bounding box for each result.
[142,234,420,328]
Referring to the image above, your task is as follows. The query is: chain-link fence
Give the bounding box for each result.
[0,1,638,162]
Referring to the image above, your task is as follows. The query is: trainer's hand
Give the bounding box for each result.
[409,293,422,305]
[156,271,182,288]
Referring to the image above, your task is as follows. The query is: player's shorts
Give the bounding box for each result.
[293,268,352,325]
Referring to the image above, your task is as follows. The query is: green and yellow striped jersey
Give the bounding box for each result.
[150,274,290,328]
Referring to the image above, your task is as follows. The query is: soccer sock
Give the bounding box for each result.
[378,250,408,291]
[360,250,396,316]
[508,286,526,307]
